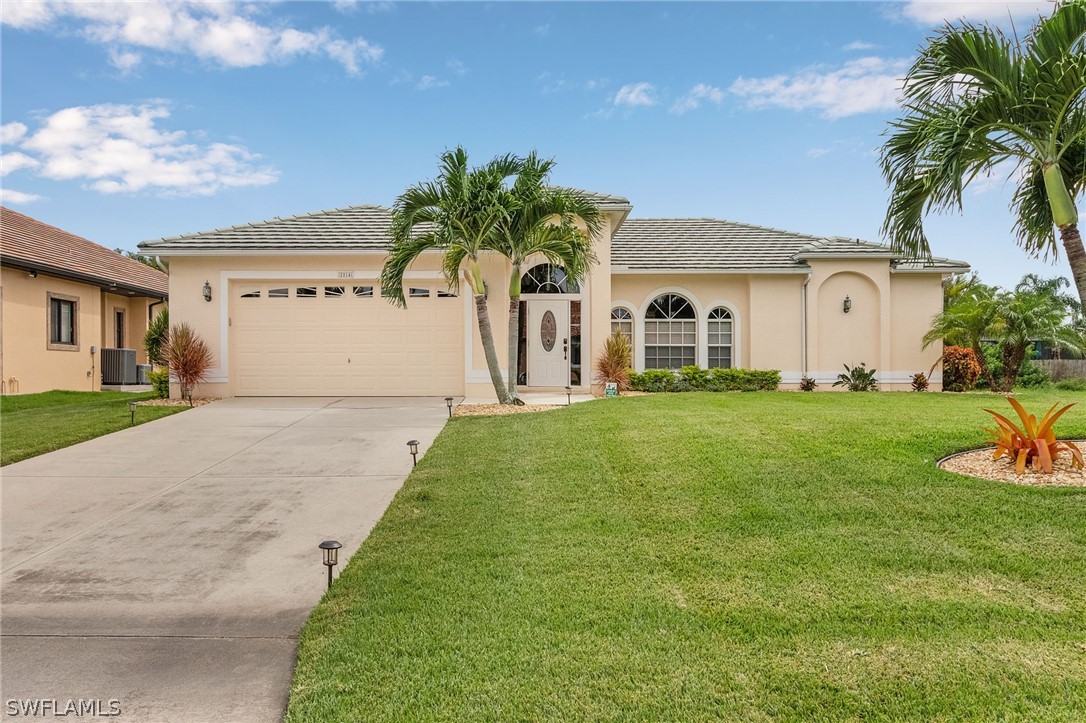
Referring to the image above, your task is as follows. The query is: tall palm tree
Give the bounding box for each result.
[489,153,603,402]
[381,147,520,403]
[923,281,1000,388]
[881,2,1086,309]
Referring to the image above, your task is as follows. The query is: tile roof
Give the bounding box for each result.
[1,206,168,297]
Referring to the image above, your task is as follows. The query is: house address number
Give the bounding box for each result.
[337,271,355,278]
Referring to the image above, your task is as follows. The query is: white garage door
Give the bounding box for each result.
[232,281,464,396]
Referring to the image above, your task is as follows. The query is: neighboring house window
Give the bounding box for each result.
[707,307,734,369]
[520,263,579,294]
[47,293,79,351]
[610,307,633,344]
[644,293,696,370]
[115,309,125,348]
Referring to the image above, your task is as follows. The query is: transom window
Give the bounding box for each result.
[644,294,696,370]
[520,263,579,294]
[707,307,734,369]
[610,307,633,343]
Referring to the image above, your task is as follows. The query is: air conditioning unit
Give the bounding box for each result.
[136,364,152,384]
[101,348,138,385]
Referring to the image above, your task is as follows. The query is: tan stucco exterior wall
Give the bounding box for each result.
[0,267,161,394]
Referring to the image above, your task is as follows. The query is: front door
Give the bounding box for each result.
[527,299,569,387]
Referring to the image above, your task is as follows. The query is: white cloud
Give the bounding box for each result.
[1,152,40,175]
[8,102,278,196]
[843,40,877,51]
[416,75,448,90]
[1,1,383,75]
[535,23,550,35]
[670,83,725,115]
[902,1,1052,24]
[538,73,608,94]
[108,47,141,73]
[332,0,359,13]
[613,82,656,107]
[446,59,468,76]
[0,189,43,204]
[807,147,833,158]
[730,57,908,119]
[1,122,28,145]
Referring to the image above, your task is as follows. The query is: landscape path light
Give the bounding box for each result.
[565,386,572,406]
[318,540,342,589]
[407,439,419,466]
[128,401,137,426]
[445,396,454,418]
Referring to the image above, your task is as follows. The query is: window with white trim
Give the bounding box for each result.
[707,307,734,369]
[644,294,696,370]
[610,307,633,343]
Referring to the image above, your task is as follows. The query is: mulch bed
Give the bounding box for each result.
[939,440,1086,487]
[136,398,221,408]
[453,403,564,417]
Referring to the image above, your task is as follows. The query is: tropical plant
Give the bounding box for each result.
[941,345,983,391]
[983,397,1084,474]
[911,372,930,391]
[799,376,818,391]
[164,322,213,405]
[489,152,602,402]
[1056,376,1086,391]
[923,282,999,388]
[833,363,878,391]
[983,343,1053,389]
[880,2,1086,309]
[381,147,521,403]
[626,367,780,393]
[144,308,169,366]
[146,367,170,399]
[990,287,1085,391]
[594,331,632,392]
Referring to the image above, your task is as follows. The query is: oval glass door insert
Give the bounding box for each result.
[540,310,557,352]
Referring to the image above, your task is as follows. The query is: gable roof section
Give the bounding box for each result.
[1,206,168,297]
[611,218,968,273]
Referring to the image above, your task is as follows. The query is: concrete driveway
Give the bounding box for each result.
[1,397,450,722]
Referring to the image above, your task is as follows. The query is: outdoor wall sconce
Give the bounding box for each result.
[128,401,137,426]
[565,386,572,406]
[27,270,37,279]
[407,439,420,466]
[843,295,852,314]
[202,280,213,302]
[318,540,342,589]
[445,396,454,418]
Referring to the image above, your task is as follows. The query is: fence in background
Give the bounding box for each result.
[1036,359,1086,380]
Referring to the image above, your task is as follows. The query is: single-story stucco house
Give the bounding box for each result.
[138,191,968,398]
[1,206,169,395]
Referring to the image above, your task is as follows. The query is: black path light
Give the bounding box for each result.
[407,439,420,466]
[318,540,342,589]
[445,396,454,418]
[565,386,572,406]
[128,400,137,426]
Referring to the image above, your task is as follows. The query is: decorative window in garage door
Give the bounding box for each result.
[324,286,345,298]
[269,287,289,298]
[353,286,374,297]
[239,289,261,298]
[409,287,430,298]
[296,286,317,298]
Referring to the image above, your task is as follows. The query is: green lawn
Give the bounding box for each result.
[288,391,1086,721]
[1,390,188,466]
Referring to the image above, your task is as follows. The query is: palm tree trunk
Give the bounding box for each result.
[1059,224,1086,313]
[506,296,524,404]
[999,342,1026,393]
[474,293,511,404]
[970,343,995,391]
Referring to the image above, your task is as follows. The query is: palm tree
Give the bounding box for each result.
[993,286,1085,390]
[489,152,602,402]
[380,147,520,403]
[881,2,1086,309]
[923,281,1000,388]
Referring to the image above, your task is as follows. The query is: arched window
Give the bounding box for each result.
[610,307,633,343]
[644,294,696,370]
[707,307,733,369]
[520,263,579,294]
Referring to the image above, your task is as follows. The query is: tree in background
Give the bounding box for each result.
[881,2,1086,309]
[144,308,169,366]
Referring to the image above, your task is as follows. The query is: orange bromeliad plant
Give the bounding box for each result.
[983,398,1084,475]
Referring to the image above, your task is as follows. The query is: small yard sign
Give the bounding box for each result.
[605,382,618,398]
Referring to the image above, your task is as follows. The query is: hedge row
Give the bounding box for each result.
[627,366,781,392]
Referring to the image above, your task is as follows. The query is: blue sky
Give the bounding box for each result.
[0,0,1069,289]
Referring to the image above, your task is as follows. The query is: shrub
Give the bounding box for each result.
[984,343,1052,389]
[627,367,780,393]
[833,363,878,392]
[146,368,170,399]
[984,397,1084,474]
[942,345,982,392]
[1055,377,1086,391]
[144,308,169,366]
[911,372,929,392]
[164,322,214,405]
[799,376,817,392]
[594,332,632,392]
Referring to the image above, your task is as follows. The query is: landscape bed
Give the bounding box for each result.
[288,391,1086,721]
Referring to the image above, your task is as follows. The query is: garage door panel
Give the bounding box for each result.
[232,283,464,396]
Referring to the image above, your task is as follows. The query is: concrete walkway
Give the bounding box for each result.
[1,397,450,722]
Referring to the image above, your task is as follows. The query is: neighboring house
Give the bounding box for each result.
[1,207,169,394]
[139,192,967,398]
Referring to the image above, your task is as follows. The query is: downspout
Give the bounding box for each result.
[148,298,166,322]
[801,272,811,379]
